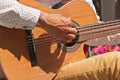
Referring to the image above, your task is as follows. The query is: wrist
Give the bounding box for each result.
[37,11,49,28]
[39,12,48,23]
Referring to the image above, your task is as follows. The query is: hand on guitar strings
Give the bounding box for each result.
[37,11,78,43]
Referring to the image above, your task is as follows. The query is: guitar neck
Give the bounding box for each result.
[78,19,120,42]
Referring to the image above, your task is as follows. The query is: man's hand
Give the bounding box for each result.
[38,12,77,43]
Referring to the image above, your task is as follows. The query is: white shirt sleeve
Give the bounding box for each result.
[0,0,41,29]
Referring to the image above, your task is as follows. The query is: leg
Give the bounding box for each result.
[53,51,120,80]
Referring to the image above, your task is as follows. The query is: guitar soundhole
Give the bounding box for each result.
[57,41,81,52]
[65,33,79,47]
[57,21,80,52]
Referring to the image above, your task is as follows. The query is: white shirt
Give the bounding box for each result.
[0,0,97,29]
[0,0,40,29]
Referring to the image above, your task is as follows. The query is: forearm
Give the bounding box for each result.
[0,0,40,29]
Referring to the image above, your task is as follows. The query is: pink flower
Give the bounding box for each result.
[92,45,106,54]
[92,45,120,55]
[113,46,120,51]
[104,45,111,50]
[92,47,100,54]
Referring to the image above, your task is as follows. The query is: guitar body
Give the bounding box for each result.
[0,0,98,80]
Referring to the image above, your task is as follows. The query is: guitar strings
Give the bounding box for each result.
[76,19,120,37]
[77,20,120,42]
[27,19,120,47]
[77,19,120,31]
[79,22,120,35]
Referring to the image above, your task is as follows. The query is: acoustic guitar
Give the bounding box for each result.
[0,0,120,80]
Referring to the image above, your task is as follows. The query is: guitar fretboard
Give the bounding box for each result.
[77,19,120,43]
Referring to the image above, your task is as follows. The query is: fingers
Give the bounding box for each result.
[59,16,77,34]
[59,15,73,27]
[61,27,77,34]
[40,13,78,43]
[61,34,76,43]
[59,16,77,43]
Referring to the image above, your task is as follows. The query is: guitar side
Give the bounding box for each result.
[0,0,98,80]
